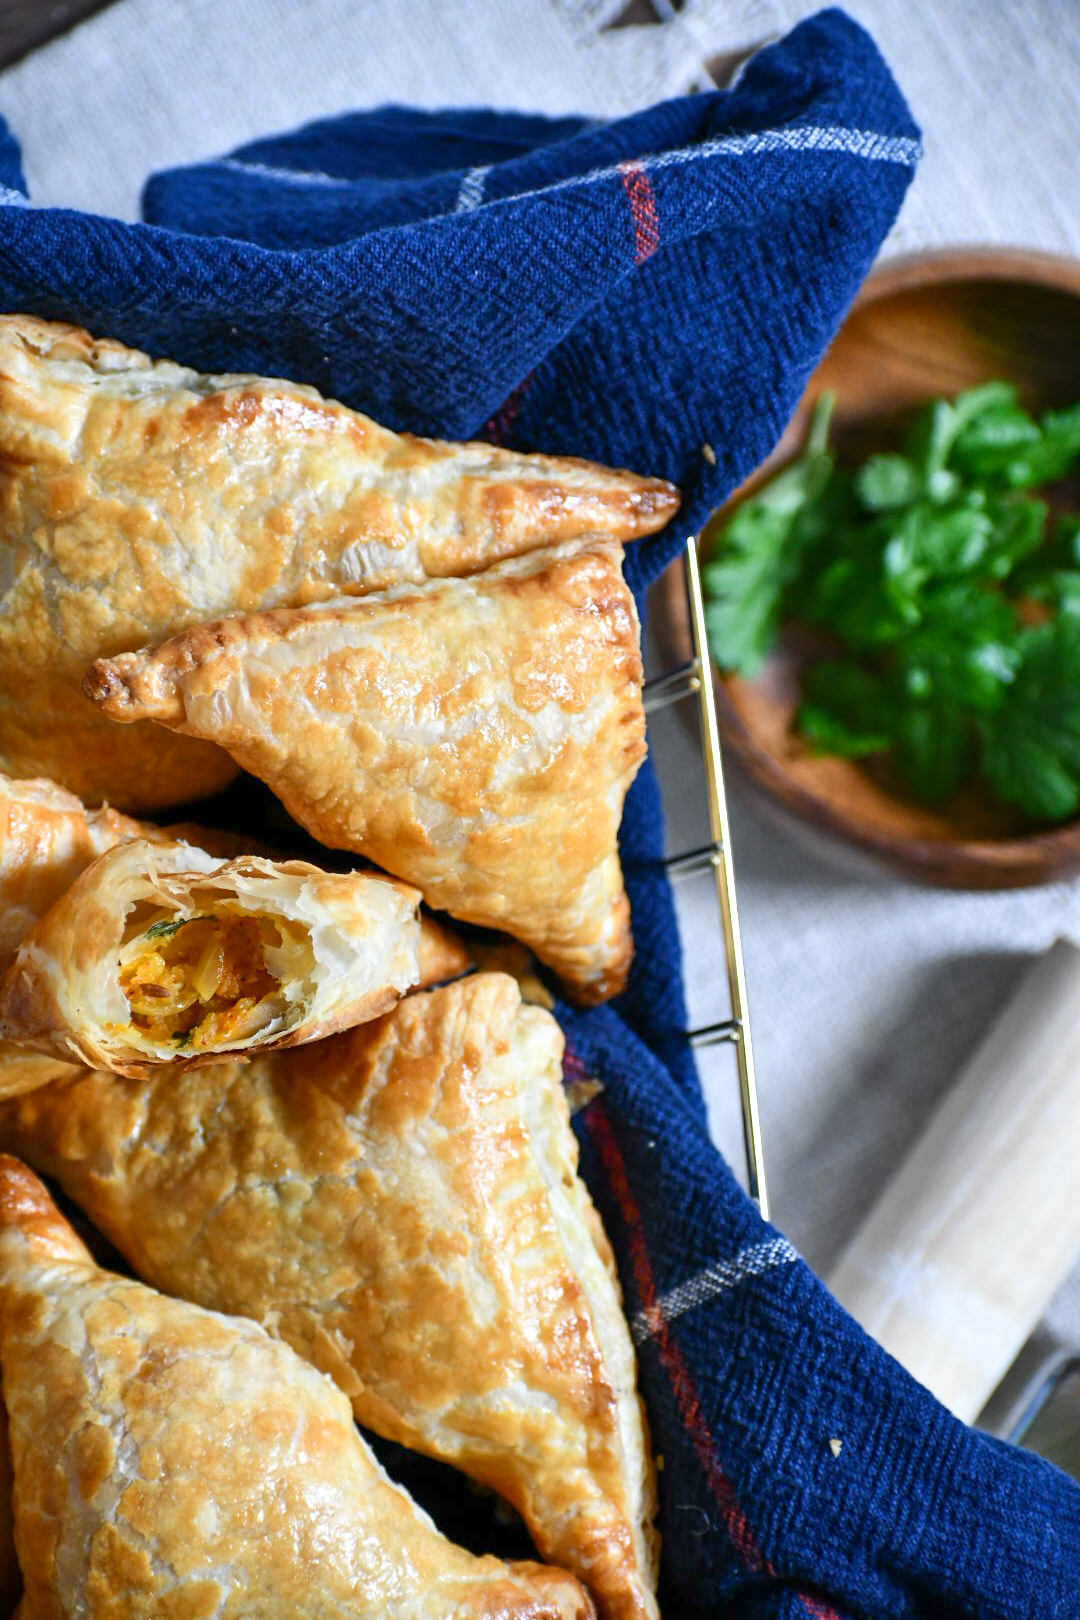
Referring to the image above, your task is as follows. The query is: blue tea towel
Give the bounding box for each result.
[1,8,1076,1615]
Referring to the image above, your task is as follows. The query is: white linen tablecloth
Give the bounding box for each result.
[4,0,1080,1339]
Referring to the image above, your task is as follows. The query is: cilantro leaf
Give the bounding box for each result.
[892,700,973,802]
[143,918,187,940]
[951,398,1041,478]
[890,584,1020,712]
[910,500,993,578]
[1051,512,1080,568]
[998,403,1080,489]
[978,619,1080,820]
[704,393,835,674]
[854,453,922,512]
[799,549,920,651]
[906,382,1019,495]
[701,375,1080,824]
[797,663,896,757]
[1008,512,1080,606]
[982,494,1048,579]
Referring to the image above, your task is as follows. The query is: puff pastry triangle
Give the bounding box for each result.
[0,772,466,1093]
[0,314,677,810]
[0,776,160,1100]
[0,1155,594,1618]
[0,974,659,1619]
[87,537,647,1002]
[0,837,422,1076]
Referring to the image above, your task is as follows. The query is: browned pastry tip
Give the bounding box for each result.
[504,1563,600,1619]
[0,1152,90,1266]
[82,644,198,723]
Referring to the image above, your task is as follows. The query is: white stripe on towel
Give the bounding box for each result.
[195,121,918,229]
[631,1235,798,1343]
[455,164,491,211]
[216,156,357,187]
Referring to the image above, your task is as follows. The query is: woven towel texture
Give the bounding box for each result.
[0,9,1075,1615]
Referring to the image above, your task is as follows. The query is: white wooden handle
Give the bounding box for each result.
[827,938,1080,1425]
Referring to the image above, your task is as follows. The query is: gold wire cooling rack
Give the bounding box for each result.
[644,537,769,1219]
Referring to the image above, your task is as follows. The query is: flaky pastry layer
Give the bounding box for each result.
[0,1155,594,1618]
[0,772,469,1097]
[0,313,677,809]
[0,837,421,1076]
[0,974,660,1620]
[86,536,647,1002]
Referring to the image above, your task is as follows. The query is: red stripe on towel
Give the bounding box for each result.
[481,370,533,444]
[583,1093,844,1620]
[618,162,660,263]
[584,1098,769,1574]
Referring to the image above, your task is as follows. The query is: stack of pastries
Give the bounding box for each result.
[0,315,680,1617]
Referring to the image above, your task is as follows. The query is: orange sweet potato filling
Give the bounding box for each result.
[119,912,285,1050]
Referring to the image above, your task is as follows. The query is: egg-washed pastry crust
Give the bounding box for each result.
[0,1155,594,1619]
[0,974,660,1620]
[86,537,647,1003]
[0,775,162,974]
[0,837,422,1077]
[0,772,467,1097]
[0,313,678,811]
[0,775,173,1099]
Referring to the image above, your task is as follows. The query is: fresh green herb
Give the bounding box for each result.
[703,381,1080,822]
[173,1028,194,1048]
[142,913,214,942]
[978,620,1080,821]
[143,918,186,940]
[702,393,835,675]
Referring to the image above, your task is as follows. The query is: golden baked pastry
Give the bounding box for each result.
[0,775,165,1100]
[0,775,154,974]
[0,313,678,811]
[0,837,421,1077]
[0,772,467,1097]
[0,1155,594,1619]
[0,775,295,1099]
[0,975,659,1620]
[86,537,647,1002]
[0,1407,18,1617]
[415,909,474,988]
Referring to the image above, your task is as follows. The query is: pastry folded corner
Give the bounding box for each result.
[0,1155,595,1619]
[84,537,647,1004]
[0,773,157,970]
[0,974,660,1619]
[0,838,422,1076]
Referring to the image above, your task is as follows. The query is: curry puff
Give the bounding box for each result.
[0,1157,594,1620]
[0,772,282,1098]
[87,536,647,1003]
[0,774,165,1098]
[0,771,467,1095]
[0,974,660,1620]
[0,837,421,1076]
[0,313,678,811]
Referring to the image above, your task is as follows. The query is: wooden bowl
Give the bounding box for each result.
[656,248,1080,888]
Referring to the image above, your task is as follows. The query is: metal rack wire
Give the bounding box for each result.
[644,536,769,1219]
